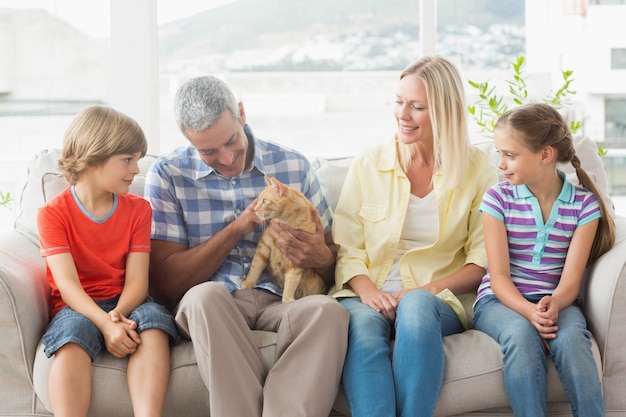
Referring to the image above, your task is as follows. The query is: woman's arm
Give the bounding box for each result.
[411,263,485,296]
[332,161,372,290]
[348,274,398,321]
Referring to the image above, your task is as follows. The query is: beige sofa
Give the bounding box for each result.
[1,137,625,417]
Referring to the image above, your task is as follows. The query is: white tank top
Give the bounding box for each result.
[381,191,438,294]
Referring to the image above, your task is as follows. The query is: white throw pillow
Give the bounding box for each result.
[312,156,354,211]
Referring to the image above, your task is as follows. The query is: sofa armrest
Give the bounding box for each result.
[582,215,626,412]
[0,228,49,414]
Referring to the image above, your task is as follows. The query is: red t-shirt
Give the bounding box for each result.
[37,187,152,317]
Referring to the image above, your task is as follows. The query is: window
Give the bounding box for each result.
[605,98,626,141]
[589,0,626,4]
[611,48,626,69]
[157,0,421,157]
[157,0,525,157]
[3,0,626,228]
[0,1,111,227]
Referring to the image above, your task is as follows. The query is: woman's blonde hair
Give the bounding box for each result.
[397,56,469,190]
[496,103,616,262]
[58,105,147,184]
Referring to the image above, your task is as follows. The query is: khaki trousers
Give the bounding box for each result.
[175,282,349,417]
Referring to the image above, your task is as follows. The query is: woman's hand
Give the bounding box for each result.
[359,288,399,322]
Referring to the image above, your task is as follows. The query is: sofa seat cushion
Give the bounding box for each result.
[435,329,600,415]
[334,329,601,417]
[33,330,278,417]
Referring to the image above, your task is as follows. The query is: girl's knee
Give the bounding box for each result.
[551,326,592,352]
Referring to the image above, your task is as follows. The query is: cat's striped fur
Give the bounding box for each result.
[241,177,326,302]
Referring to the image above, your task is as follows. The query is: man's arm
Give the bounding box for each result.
[150,200,262,304]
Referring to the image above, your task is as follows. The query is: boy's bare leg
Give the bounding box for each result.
[127,329,170,417]
[49,343,92,417]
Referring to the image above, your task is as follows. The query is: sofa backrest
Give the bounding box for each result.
[312,134,612,211]
[14,135,612,245]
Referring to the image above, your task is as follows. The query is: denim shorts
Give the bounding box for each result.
[43,296,178,361]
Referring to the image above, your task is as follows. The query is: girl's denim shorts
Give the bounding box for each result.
[43,296,178,361]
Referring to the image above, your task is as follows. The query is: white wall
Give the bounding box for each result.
[525,1,626,142]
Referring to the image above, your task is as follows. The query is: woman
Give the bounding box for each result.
[330,56,497,416]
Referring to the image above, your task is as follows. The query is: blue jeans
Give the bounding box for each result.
[339,290,464,417]
[473,295,604,417]
[43,296,178,360]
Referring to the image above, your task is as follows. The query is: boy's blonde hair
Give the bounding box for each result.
[397,56,469,190]
[58,105,147,184]
[496,103,616,262]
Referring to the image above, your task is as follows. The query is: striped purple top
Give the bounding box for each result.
[476,171,601,301]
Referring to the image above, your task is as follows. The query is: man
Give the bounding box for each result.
[145,75,348,417]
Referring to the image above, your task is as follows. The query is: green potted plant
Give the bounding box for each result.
[467,55,606,156]
[1,191,12,209]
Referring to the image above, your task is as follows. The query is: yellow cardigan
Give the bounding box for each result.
[330,140,497,327]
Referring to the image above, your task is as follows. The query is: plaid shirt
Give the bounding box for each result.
[145,125,332,296]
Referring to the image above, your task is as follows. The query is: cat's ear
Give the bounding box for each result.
[267,177,287,196]
[276,180,287,196]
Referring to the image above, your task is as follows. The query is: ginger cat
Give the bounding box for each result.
[241,177,327,303]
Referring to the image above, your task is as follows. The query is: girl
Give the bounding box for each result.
[37,105,178,417]
[473,103,615,417]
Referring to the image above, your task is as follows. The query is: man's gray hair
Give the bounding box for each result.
[174,76,241,137]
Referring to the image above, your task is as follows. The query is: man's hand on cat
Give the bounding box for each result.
[268,215,331,269]
[232,198,264,236]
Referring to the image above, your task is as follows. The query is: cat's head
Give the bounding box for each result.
[254,176,291,222]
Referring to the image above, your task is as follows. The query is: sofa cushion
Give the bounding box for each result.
[15,149,63,245]
[33,330,279,417]
[311,156,354,211]
[435,329,601,416]
[42,172,68,202]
